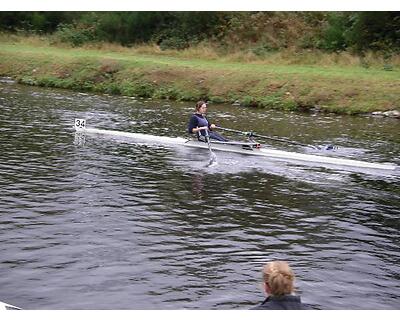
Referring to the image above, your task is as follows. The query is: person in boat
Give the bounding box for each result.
[188,100,228,142]
[251,261,310,310]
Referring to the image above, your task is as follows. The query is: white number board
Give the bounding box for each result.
[74,119,86,130]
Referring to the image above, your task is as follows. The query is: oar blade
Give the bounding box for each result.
[203,130,218,167]
[206,151,218,167]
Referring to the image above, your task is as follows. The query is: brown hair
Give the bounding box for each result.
[262,261,295,296]
[195,100,207,112]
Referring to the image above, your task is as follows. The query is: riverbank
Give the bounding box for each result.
[0,38,399,115]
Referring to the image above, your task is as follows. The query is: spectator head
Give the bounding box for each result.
[262,261,295,296]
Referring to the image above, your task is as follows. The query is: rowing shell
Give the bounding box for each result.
[74,119,398,171]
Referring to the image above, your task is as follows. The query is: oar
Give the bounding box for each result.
[204,128,218,166]
[217,126,323,150]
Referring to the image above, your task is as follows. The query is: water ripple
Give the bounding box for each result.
[0,83,399,309]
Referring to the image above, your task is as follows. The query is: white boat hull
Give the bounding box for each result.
[75,126,398,171]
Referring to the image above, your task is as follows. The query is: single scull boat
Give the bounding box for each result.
[74,119,398,171]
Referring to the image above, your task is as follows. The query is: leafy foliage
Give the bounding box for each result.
[0,12,399,53]
[319,12,400,53]
[53,23,98,47]
[0,12,75,33]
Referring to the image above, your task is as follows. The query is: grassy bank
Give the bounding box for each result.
[0,37,399,114]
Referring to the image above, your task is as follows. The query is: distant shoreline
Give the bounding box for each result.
[0,40,399,116]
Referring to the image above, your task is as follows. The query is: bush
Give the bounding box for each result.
[209,95,225,103]
[319,12,400,53]
[260,95,283,109]
[344,12,400,53]
[250,43,278,56]
[299,34,319,49]
[119,81,157,97]
[53,23,97,47]
[0,12,76,33]
[159,36,189,51]
[153,86,181,99]
[319,13,348,51]
[281,99,298,111]
[37,76,59,87]
[241,95,258,107]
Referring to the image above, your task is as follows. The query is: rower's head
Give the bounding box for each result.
[195,100,207,113]
[262,261,295,296]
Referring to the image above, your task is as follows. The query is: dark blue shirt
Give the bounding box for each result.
[188,113,210,136]
[187,113,228,142]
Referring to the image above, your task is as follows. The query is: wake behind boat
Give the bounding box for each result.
[74,119,398,171]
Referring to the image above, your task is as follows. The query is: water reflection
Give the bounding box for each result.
[191,173,207,198]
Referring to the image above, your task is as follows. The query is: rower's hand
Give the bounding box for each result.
[210,124,216,129]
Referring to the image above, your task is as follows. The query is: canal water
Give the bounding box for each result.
[0,80,399,309]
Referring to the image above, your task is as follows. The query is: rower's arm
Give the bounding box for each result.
[188,115,208,134]
[192,126,208,133]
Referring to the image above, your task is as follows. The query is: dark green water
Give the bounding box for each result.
[0,80,399,309]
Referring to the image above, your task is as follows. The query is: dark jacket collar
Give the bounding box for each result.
[251,294,308,310]
[262,295,301,304]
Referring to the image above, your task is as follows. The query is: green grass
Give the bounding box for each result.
[0,41,399,114]
[2,42,398,79]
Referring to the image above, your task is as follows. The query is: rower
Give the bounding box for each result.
[187,101,228,142]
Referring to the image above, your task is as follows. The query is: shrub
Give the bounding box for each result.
[250,43,278,56]
[153,86,180,99]
[159,36,189,51]
[104,82,121,95]
[119,80,156,97]
[37,76,59,87]
[53,23,97,47]
[319,13,348,51]
[241,95,258,107]
[209,95,225,103]
[281,99,298,111]
[260,95,284,109]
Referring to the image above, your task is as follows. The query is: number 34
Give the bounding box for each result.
[75,119,86,129]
